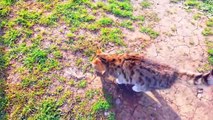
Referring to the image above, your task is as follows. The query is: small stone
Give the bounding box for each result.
[116,98,121,105]
[104,111,110,116]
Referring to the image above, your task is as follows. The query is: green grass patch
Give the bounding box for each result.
[101,28,125,46]
[0,5,11,18]
[85,89,98,99]
[0,0,16,6]
[34,99,61,120]
[2,29,21,47]
[184,0,200,6]
[77,80,87,88]
[75,58,83,67]
[15,9,41,28]
[199,0,213,16]
[71,38,98,57]
[39,13,58,26]
[107,112,116,120]
[53,50,63,59]
[202,27,213,36]
[105,0,133,18]
[56,1,95,28]
[184,0,213,16]
[87,23,100,31]
[170,0,181,3]
[23,48,59,72]
[92,93,113,113]
[92,99,111,112]
[208,49,213,65]
[206,41,213,65]
[0,71,7,120]
[120,20,134,30]
[206,18,213,27]
[97,17,113,26]
[193,13,202,20]
[140,27,159,39]
[140,0,152,8]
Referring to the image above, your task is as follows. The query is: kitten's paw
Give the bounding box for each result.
[196,88,203,99]
[116,78,122,84]
[132,85,143,92]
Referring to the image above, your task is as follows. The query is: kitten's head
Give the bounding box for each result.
[92,50,122,76]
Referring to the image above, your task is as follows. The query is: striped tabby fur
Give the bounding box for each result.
[92,51,213,93]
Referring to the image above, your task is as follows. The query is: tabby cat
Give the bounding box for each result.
[92,51,213,94]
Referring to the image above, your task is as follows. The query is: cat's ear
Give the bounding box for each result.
[98,55,107,64]
[96,49,102,55]
[92,58,106,75]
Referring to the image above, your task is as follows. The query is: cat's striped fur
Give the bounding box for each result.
[92,51,213,93]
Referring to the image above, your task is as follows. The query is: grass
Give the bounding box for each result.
[206,41,213,65]
[92,99,112,112]
[206,18,213,27]
[140,27,159,39]
[56,1,95,28]
[202,27,213,36]
[86,89,98,99]
[0,0,176,119]
[202,18,213,36]
[107,112,116,120]
[15,9,41,28]
[184,0,200,6]
[208,49,213,65]
[193,13,202,20]
[2,29,21,47]
[120,20,134,30]
[39,13,58,26]
[92,93,113,113]
[34,99,61,120]
[77,80,87,88]
[140,0,152,8]
[101,28,125,46]
[170,0,181,3]
[87,23,100,31]
[23,48,59,72]
[0,49,7,119]
[105,0,133,18]
[184,0,213,16]
[97,17,114,26]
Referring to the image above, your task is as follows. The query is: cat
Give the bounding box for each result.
[92,50,213,96]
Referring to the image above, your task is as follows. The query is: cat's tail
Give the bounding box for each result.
[178,69,213,86]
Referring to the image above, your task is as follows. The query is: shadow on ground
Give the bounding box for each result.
[99,74,181,120]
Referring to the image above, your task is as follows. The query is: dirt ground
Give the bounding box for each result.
[1,0,212,119]
[90,0,213,120]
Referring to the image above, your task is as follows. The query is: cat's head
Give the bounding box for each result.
[92,50,122,75]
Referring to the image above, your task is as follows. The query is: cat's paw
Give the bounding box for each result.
[132,85,144,92]
[196,88,203,99]
[116,78,122,84]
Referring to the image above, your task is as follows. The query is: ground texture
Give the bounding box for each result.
[0,0,212,120]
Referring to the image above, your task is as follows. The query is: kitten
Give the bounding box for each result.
[92,51,213,96]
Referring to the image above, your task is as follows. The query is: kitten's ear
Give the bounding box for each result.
[96,49,102,55]
[92,58,106,75]
[98,56,107,64]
